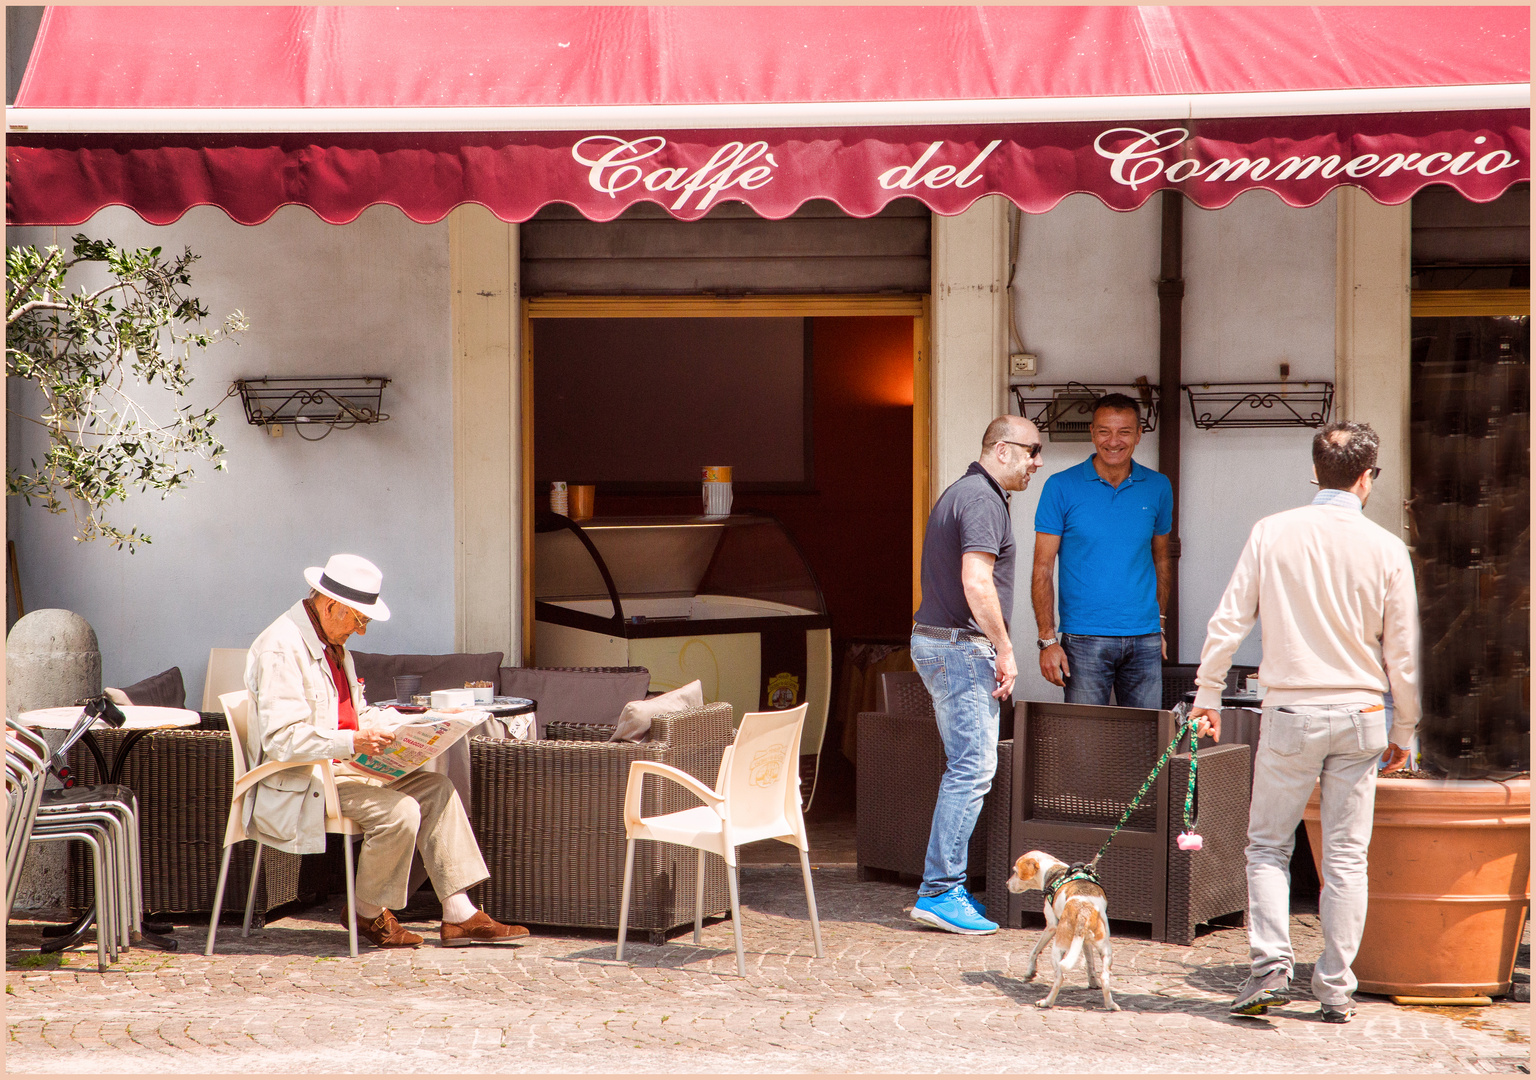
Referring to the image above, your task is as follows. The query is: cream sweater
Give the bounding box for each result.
[1194,499,1421,747]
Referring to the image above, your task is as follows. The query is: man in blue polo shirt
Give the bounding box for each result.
[1032,393,1173,709]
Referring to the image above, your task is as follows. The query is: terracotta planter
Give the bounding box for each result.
[1304,777,1530,997]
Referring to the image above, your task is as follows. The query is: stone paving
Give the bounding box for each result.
[5,865,1529,1074]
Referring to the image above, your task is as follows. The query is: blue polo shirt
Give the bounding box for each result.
[1035,457,1172,636]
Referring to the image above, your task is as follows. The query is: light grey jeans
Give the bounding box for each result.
[1246,703,1386,1005]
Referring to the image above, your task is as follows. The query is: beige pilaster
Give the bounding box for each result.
[929,195,1011,496]
[450,206,523,662]
[1335,188,1412,538]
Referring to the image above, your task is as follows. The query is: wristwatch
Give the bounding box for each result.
[1037,635,1059,650]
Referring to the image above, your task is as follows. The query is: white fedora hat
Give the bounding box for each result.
[304,554,391,621]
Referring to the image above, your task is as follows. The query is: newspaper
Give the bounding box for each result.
[345,708,486,782]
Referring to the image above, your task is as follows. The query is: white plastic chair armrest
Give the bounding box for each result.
[229,758,327,802]
[623,760,722,831]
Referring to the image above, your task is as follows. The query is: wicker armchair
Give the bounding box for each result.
[855,671,1013,891]
[467,701,735,941]
[67,729,327,921]
[1004,700,1250,945]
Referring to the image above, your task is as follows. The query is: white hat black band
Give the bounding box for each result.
[319,573,378,607]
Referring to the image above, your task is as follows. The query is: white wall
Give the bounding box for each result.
[6,205,455,705]
[1008,189,1335,703]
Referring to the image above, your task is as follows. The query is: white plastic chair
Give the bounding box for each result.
[615,702,824,977]
[205,690,364,957]
[201,648,249,714]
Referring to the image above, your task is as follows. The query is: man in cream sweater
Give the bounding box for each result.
[1190,421,1418,1024]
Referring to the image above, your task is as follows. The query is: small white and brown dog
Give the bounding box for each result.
[1007,850,1119,1011]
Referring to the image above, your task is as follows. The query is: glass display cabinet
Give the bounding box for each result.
[532,512,832,765]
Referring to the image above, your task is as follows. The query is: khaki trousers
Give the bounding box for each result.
[335,770,489,911]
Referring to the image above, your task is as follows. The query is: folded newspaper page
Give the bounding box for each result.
[345,707,487,782]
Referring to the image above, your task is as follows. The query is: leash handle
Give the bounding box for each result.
[1089,702,1199,868]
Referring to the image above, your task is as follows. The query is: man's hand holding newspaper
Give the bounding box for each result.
[347,705,489,782]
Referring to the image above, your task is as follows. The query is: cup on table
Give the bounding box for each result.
[569,484,595,520]
[393,675,422,703]
[702,465,733,517]
[550,481,569,515]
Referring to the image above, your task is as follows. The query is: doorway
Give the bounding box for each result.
[524,296,926,859]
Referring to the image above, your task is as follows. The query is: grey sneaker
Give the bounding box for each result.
[1319,1000,1355,1024]
[1230,969,1292,1016]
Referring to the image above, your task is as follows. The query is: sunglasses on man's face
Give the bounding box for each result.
[1001,440,1043,460]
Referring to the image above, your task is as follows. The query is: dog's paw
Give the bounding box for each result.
[1034,1000,1053,1010]
[1105,1000,1122,1012]
[1021,967,1036,981]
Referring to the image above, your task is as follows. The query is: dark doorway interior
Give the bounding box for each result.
[583,314,916,858]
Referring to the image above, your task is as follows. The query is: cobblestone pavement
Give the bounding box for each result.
[6,866,1529,1074]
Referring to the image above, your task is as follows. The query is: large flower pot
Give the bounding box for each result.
[1304,777,1530,997]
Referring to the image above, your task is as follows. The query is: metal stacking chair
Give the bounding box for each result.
[5,724,50,922]
[206,690,364,957]
[616,703,824,977]
[7,725,142,970]
[9,708,145,971]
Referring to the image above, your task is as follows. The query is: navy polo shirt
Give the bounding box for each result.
[1034,457,1172,636]
[913,462,1015,635]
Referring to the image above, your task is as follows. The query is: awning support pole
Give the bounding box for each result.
[1157,190,1184,664]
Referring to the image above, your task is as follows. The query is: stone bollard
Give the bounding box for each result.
[7,609,103,915]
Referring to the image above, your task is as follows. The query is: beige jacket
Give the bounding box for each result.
[242,600,380,854]
[1194,500,1421,747]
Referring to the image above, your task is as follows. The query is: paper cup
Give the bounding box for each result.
[703,480,733,517]
[702,466,733,483]
[549,481,568,514]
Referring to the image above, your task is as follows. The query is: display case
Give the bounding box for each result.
[532,512,832,764]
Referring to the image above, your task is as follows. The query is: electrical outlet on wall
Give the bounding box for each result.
[1009,352,1038,377]
[268,423,284,438]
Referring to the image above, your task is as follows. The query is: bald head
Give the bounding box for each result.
[981,415,1034,454]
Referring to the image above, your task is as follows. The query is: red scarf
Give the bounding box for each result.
[303,598,358,731]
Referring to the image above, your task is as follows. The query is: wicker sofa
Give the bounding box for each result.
[1003,700,1251,945]
[467,702,735,940]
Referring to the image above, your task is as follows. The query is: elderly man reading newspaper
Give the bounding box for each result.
[244,554,527,949]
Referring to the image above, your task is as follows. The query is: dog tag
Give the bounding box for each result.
[1177,831,1203,851]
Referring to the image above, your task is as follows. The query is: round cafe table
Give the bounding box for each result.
[18,704,200,954]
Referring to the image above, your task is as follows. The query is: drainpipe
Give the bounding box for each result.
[1157,190,1184,663]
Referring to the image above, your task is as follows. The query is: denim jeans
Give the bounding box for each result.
[910,633,1000,898]
[1246,704,1385,1005]
[1061,632,1162,709]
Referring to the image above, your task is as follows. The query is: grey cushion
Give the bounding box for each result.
[609,680,705,743]
[118,667,187,710]
[499,667,651,728]
[350,651,504,704]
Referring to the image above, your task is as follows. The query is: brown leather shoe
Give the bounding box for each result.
[440,910,530,947]
[350,909,423,949]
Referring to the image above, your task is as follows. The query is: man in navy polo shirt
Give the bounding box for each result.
[908,413,1042,936]
[1032,393,1173,709]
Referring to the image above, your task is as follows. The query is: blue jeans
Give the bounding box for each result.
[910,633,1000,898]
[1061,632,1162,709]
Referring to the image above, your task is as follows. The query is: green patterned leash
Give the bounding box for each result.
[1085,702,1203,873]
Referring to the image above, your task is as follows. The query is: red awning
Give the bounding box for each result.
[7,6,1530,225]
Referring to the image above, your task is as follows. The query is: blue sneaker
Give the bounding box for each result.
[910,885,999,935]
